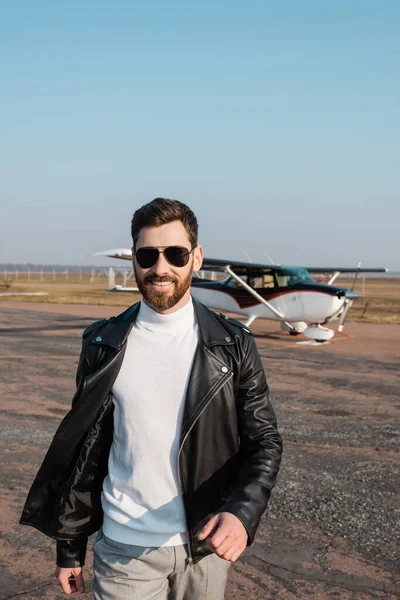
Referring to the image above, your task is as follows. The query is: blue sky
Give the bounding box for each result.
[1,0,399,269]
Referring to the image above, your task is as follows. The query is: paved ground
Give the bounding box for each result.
[0,301,399,600]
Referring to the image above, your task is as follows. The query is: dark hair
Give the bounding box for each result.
[131,198,198,250]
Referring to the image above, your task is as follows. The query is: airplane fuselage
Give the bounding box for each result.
[190,279,348,324]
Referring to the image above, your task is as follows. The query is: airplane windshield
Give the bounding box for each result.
[275,267,315,288]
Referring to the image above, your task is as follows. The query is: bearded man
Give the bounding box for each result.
[20,198,282,599]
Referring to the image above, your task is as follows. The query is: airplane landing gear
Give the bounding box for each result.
[281,321,307,335]
[303,325,335,342]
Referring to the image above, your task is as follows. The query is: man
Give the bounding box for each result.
[21,198,282,599]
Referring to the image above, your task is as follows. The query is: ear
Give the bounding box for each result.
[131,247,136,272]
[193,245,204,273]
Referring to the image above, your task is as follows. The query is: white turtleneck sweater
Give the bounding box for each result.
[101,297,198,547]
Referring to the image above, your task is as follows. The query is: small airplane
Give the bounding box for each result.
[95,249,387,343]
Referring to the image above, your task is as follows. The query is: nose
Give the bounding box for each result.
[152,251,170,276]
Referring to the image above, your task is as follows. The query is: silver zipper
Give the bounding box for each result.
[177,365,233,562]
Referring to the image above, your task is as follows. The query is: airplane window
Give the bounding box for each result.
[276,275,290,287]
[226,276,248,288]
[244,274,275,288]
[262,274,275,288]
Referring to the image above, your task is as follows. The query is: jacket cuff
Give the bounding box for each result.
[56,537,88,568]
[222,504,261,546]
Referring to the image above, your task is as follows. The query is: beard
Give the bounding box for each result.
[134,264,193,312]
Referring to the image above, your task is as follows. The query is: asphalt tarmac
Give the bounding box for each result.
[0,302,399,600]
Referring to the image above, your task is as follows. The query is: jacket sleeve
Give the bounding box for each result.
[56,537,88,568]
[74,343,91,396]
[223,334,283,544]
[57,340,93,567]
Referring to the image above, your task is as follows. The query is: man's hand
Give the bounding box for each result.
[55,566,85,595]
[198,512,248,562]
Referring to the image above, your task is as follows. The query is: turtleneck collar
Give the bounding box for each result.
[136,296,196,335]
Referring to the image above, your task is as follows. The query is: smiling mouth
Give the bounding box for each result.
[149,281,174,288]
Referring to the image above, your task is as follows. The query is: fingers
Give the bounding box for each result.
[55,567,85,595]
[222,546,243,562]
[215,540,246,562]
[221,548,234,562]
[208,530,243,560]
[69,577,78,594]
[207,525,229,552]
[74,571,86,594]
[206,522,246,560]
[197,514,220,540]
[210,535,231,557]
[198,512,247,562]
[56,570,73,595]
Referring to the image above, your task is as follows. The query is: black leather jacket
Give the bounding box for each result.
[20,299,282,567]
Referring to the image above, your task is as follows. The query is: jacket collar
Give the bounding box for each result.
[192,299,235,347]
[91,298,234,350]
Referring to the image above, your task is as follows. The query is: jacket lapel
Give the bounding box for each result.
[89,303,140,350]
[180,300,235,444]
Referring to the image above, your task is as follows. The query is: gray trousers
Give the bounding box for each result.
[92,530,230,600]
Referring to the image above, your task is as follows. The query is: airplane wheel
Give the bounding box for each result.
[303,326,334,342]
[289,330,302,336]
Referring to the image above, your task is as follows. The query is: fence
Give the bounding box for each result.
[2,267,222,287]
[1,268,124,285]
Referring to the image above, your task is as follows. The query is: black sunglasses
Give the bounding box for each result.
[134,246,195,269]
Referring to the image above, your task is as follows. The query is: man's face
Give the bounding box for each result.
[133,220,204,314]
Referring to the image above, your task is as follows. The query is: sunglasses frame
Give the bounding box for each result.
[134,245,196,269]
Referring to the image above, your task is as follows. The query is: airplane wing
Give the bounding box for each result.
[201,257,282,273]
[94,249,132,260]
[201,258,388,274]
[305,267,388,274]
[94,252,388,275]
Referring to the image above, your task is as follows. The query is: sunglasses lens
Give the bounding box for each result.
[135,246,192,268]
[135,248,160,268]
[164,246,190,267]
